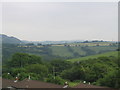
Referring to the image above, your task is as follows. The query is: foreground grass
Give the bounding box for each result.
[68,81,80,87]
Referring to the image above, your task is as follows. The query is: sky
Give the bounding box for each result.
[1,2,118,41]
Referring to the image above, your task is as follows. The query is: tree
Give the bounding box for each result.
[96,69,120,88]
[46,74,65,85]
[8,53,42,68]
[61,66,85,81]
[25,64,48,80]
[2,73,13,79]
[50,59,72,75]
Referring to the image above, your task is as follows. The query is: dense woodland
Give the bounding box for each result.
[2,50,120,88]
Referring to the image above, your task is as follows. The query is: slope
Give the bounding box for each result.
[67,51,118,62]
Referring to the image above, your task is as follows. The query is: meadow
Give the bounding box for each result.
[67,51,118,62]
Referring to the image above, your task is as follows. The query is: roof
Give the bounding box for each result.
[2,78,113,89]
[2,78,63,88]
[2,78,15,88]
[73,83,109,88]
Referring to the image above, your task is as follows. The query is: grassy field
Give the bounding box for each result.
[49,46,74,57]
[67,51,119,62]
[49,45,117,58]
[70,47,86,56]
[88,46,117,53]
[49,46,87,57]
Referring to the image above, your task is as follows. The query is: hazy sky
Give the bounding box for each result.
[2,2,118,41]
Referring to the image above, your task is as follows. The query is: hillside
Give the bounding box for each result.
[67,51,119,62]
[1,35,118,62]
[2,43,118,62]
[49,46,117,58]
[0,34,22,44]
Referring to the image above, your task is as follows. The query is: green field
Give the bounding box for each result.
[2,42,118,61]
[49,46,117,58]
[70,46,86,55]
[67,51,119,62]
[49,46,87,57]
[49,46,74,57]
[88,46,117,53]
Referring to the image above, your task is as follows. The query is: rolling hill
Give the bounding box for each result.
[67,51,119,62]
[49,46,117,58]
[0,34,22,44]
[1,34,118,62]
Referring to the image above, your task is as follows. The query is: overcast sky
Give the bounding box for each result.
[2,2,118,41]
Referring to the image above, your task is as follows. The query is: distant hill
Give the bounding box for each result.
[0,34,22,44]
[67,51,118,62]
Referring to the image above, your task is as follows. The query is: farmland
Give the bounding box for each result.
[2,42,118,62]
